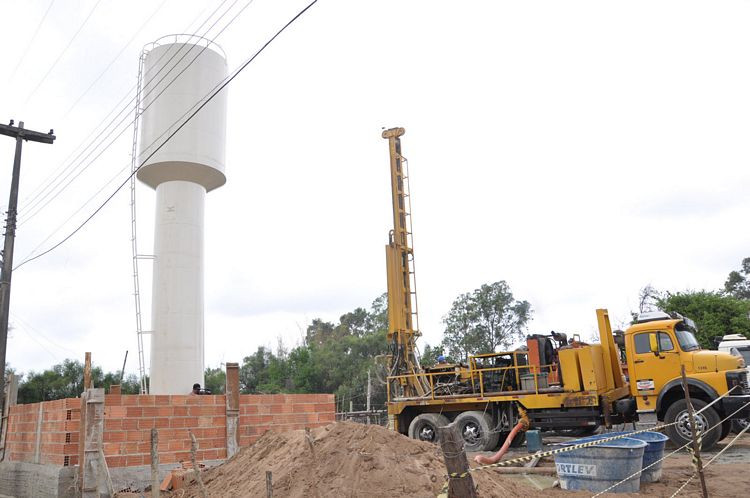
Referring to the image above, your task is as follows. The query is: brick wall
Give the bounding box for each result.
[5,393,335,468]
[238,394,335,446]
[5,398,80,466]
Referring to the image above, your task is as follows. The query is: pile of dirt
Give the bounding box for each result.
[168,421,547,498]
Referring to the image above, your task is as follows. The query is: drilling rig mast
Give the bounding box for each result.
[382,127,428,398]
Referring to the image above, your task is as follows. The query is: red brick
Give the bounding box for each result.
[105,395,122,406]
[293,403,316,413]
[126,430,147,442]
[138,419,156,429]
[126,407,143,418]
[168,439,190,451]
[142,406,159,417]
[173,406,188,416]
[155,395,170,405]
[122,418,139,430]
[138,395,156,406]
[122,396,138,406]
[170,418,188,429]
[154,418,170,429]
[104,431,126,443]
[157,406,173,417]
[105,455,125,467]
[126,455,144,466]
[317,412,335,423]
[105,406,126,418]
[105,419,122,431]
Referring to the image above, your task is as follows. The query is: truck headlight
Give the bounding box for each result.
[726,371,750,394]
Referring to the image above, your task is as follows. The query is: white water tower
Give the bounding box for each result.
[137,36,228,394]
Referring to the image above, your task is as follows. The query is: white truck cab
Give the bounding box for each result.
[717,334,750,433]
[718,334,750,371]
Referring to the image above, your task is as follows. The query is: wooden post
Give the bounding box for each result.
[438,421,477,498]
[266,470,273,498]
[151,428,160,498]
[681,365,709,498]
[0,372,17,460]
[81,388,105,498]
[189,431,208,498]
[225,362,240,458]
[84,352,92,390]
[304,427,315,457]
[366,369,372,424]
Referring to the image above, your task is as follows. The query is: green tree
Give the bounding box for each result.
[725,257,750,299]
[441,281,532,360]
[656,291,750,348]
[17,360,140,403]
[204,367,226,394]
[420,344,446,366]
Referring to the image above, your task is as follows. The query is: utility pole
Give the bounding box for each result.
[0,120,55,413]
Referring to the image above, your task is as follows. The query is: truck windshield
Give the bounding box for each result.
[675,330,700,351]
[735,347,750,364]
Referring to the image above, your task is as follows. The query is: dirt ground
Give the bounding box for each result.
[152,423,750,498]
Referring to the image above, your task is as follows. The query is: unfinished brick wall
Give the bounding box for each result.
[238,394,335,446]
[102,394,227,467]
[4,393,335,469]
[4,398,80,466]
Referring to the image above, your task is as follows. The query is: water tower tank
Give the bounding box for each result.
[137,36,228,394]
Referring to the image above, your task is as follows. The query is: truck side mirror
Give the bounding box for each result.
[649,333,659,355]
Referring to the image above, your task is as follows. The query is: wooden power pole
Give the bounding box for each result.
[0,120,55,413]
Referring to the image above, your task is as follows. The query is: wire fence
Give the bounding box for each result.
[436,389,750,498]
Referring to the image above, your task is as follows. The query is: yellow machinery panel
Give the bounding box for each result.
[559,348,582,392]
[577,345,607,393]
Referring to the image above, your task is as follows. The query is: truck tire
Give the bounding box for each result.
[731,417,749,434]
[719,420,732,441]
[408,413,449,444]
[454,411,500,452]
[664,399,721,451]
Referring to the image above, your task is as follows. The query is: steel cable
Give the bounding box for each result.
[13,0,320,270]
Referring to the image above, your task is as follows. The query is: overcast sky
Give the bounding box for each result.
[0,0,749,380]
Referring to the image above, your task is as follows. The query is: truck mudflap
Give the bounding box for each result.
[722,395,750,418]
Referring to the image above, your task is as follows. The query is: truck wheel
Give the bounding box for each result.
[454,411,500,452]
[731,418,749,434]
[408,414,450,444]
[664,399,721,451]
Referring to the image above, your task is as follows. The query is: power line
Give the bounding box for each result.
[14,0,320,271]
[8,0,56,83]
[24,0,105,105]
[19,0,233,215]
[18,0,240,225]
[61,0,171,119]
[18,7,247,235]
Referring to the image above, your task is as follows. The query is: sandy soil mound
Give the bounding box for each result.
[169,421,546,498]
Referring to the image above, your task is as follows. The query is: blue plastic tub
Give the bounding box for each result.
[526,430,542,452]
[554,437,646,493]
[603,431,670,482]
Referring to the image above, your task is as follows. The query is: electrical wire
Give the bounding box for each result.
[23,0,105,105]
[8,0,56,83]
[19,0,237,220]
[18,0,241,226]
[14,0,320,271]
[61,0,172,118]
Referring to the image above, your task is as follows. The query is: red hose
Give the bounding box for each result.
[474,420,526,465]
